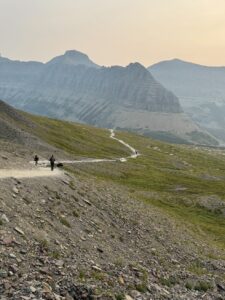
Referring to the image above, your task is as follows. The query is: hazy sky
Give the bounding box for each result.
[1,0,225,67]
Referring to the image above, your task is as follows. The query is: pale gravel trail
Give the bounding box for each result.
[0,168,62,179]
[36,129,139,166]
[0,129,138,179]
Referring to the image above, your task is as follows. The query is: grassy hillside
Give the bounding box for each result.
[65,130,225,250]
[23,114,130,158]
[2,103,225,250]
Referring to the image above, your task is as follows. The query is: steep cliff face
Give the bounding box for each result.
[0,51,213,144]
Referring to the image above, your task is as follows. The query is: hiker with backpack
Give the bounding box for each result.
[34,154,39,166]
[49,155,56,171]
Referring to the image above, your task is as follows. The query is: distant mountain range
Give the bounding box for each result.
[0,51,217,145]
[149,59,225,143]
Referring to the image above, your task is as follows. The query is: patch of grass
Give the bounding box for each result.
[194,281,213,292]
[54,191,61,199]
[91,271,106,281]
[114,258,124,267]
[136,283,148,293]
[23,196,32,205]
[39,239,49,250]
[146,196,225,248]
[79,270,87,281]
[187,131,219,146]
[188,261,207,276]
[185,281,193,290]
[59,216,71,228]
[160,276,178,287]
[115,294,125,300]
[0,219,3,226]
[72,210,80,218]
[51,250,61,259]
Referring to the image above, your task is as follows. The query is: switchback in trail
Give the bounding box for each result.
[0,129,139,180]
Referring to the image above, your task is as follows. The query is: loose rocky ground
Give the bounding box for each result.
[0,148,225,299]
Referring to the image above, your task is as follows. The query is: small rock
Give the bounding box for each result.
[83,199,92,206]
[62,180,70,185]
[125,296,134,300]
[129,290,141,298]
[39,267,49,275]
[12,187,19,194]
[42,282,52,293]
[20,249,27,254]
[30,286,36,293]
[54,294,62,300]
[14,227,25,236]
[1,237,14,245]
[9,253,16,259]
[97,247,103,253]
[118,276,125,285]
[1,214,9,223]
[92,265,102,272]
[0,269,8,278]
[55,260,64,267]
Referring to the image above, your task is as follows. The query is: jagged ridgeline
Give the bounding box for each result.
[0,50,217,145]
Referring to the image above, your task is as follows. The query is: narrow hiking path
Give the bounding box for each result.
[33,129,139,166]
[110,129,138,160]
[0,129,138,179]
[0,168,62,180]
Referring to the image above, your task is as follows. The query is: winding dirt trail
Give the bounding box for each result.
[0,129,138,179]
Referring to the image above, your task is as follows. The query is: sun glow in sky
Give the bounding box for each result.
[1,0,225,66]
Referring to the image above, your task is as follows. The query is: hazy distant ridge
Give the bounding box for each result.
[149,59,225,142]
[0,51,212,144]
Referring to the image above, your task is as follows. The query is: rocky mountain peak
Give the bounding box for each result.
[125,62,154,80]
[47,50,99,68]
[127,62,148,72]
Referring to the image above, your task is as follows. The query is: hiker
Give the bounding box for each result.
[34,154,39,165]
[49,155,56,171]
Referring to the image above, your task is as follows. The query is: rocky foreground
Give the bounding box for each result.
[0,152,225,300]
